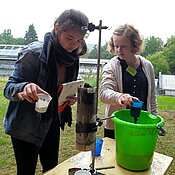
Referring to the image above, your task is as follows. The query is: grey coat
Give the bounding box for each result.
[3,42,53,147]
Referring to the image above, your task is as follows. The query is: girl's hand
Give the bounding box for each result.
[118,93,139,107]
[17,83,50,103]
[66,96,77,106]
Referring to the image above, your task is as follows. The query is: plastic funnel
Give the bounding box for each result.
[130,100,143,121]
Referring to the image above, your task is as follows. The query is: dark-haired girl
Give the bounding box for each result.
[3,9,89,174]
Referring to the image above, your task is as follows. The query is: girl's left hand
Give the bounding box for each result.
[66,96,77,106]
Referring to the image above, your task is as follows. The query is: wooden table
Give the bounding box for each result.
[44,138,173,175]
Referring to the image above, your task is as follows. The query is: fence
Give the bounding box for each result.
[0,58,17,76]
[0,57,108,78]
[0,44,25,58]
[158,72,175,96]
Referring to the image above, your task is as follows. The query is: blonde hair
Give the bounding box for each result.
[108,24,144,55]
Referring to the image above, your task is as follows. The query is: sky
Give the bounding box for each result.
[1,0,175,45]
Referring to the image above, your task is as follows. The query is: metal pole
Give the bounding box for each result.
[86,20,108,174]
[91,137,96,173]
[95,20,102,114]
[91,20,102,174]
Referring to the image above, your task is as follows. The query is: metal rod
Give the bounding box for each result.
[95,20,102,114]
[95,166,115,170]
[92,20,102,173]
[97,115,116,121]
[91,137,96,173]
[91,20,108,174]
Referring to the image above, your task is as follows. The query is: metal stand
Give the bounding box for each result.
[87,20,108,174]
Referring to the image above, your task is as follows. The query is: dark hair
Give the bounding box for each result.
[53,9,89,56]
[108,24,144,55]
[54,9,89,32]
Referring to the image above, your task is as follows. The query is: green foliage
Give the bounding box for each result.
[14,37,26,45]
[163,44,175,74]
[166,35,175,47]
[88,44,98,59]
[143,35,175,75]
[0,29,13,44]
[141,36,164,57]
[0,29,26,45]
[24,24,38,44]
[0,24,38,45]
[146,51,170,78]
[88,42,113,60]
[100,42,113,59]
[0,29,25,45]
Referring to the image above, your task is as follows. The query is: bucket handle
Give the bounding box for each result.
[157,125,166,136]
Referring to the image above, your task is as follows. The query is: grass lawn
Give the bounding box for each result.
[0,77,174,175]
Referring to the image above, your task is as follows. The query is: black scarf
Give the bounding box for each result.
[42,33,79,130]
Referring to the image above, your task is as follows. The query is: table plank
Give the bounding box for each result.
[44,138,173,175]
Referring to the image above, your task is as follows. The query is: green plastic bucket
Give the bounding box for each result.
[111,109,165,171]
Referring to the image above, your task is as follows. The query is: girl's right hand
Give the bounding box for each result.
[118,93,139,107]
[17,83,50,103]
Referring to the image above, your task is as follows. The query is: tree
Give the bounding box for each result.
[146,51,170,78]
[15,37,26,45]
[145,35,175,75]
[88,44,98,59]
[163,44,175,74]
[24,24,38,44]
[0,29,26,45]
[0,29,14,44]
[161,35,175,74]
[141,36,164,57]
[166,35,175,47]
[88,42,113,59]
[0,25,38,45]
[100,42,113,59]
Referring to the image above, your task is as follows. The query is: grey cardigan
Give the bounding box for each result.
[99,56,158,130]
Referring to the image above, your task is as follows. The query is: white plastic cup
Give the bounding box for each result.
[35,93,52,113]
[74,170,91,175]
